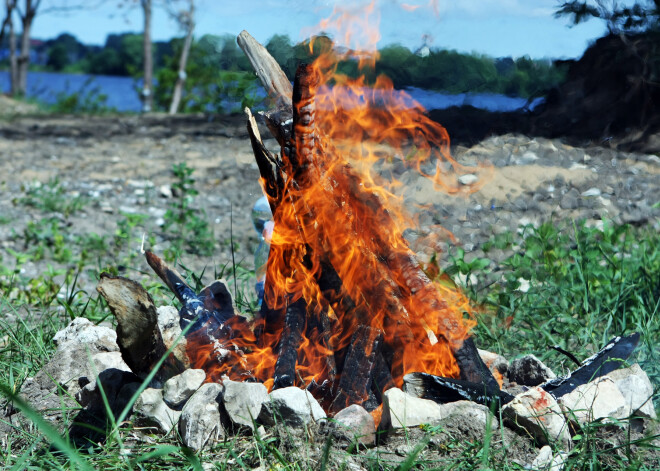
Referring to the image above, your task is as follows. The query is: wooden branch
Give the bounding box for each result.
[97,273,185,379]
[237,30,292,108]
[273,297,307,389]
[330,325,383,413]
[245,107,281,209]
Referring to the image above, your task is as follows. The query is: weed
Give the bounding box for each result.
[15,178,87,217]
[162,162,215,261]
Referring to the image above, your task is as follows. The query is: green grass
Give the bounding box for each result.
[1,212,659,468]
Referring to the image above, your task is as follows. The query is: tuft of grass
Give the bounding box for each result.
[14,178,87,217]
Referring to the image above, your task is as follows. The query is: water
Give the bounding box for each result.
[0,70,544,113]
[0,71,141,112]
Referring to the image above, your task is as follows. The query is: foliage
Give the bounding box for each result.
[443,220,660,409]
[48,77,115,114]
[555,0,660,33]
[153,35,262,113]
[14,178,87,217]
[162,162,215,260]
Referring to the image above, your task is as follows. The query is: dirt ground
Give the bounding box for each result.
[0,112,658,299]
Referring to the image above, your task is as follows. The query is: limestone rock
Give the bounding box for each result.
[508,354,556,386]
[135,388,181,433]
[163,369,206,408]
[531,445,567,471]
[458,174,479,186]
[157,305,189,368]
[52,317,118,353]
[333,404,376,446]
[381,388,445,429]
[221,379,268,431]
[440,400,498,429]
[558,376,629,425]
[258,386,326,427]
[502,386,571,448]
[179,383,225,451]
[606,363,657,419]
[478,348,509,378]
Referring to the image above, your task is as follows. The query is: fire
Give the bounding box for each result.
[187,2,480,406]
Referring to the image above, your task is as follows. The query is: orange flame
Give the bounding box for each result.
[187,2,479,406]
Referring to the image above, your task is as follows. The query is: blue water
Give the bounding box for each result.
[0,70,543,113]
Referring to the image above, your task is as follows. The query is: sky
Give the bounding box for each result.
[31,0,608,59]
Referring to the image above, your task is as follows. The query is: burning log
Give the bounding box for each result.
[330,325,384,413]
[403,333,641,409]
[97,273,183,379]
[273,297,307,389]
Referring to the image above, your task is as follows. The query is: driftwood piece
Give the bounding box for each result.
[273,297,307,389]
[97,273,183,379]
[237,30,293,108]
[403,373,514,407]
[330,325,384,413]
[540,332,640,399]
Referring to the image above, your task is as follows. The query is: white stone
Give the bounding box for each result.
[458,174,479,186]
[502,386,571,448]
[91,351,131,374]
[478,349,509,378]
[441,400,498,429]
[531,445,567,471]
[222,379,269,431]
[581,187,601,197]
[558,376,629,425]
[157,305,189,368]
[607,364,656,419]
[259,387,326,427]
[333,404,376,446]
[179,383,225,451]
[163,369,206,408]
[135,388,181,434]
[52,317,118,352]
[382,388,445,429]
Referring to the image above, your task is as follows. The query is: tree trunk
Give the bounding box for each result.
[168,1,194,115]
[141,0,153,112]
[8,3,18,96]
[16,0,38,96]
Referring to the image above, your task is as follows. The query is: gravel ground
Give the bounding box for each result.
[0,113,658,297]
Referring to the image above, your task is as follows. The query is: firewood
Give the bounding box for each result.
[237,30,293,109]
[97,273,185,379]
[453,337,502,395]
[330,325,384,413]
[245,107,281,208]
[540,332,640,399]
[273,297,307,389]
[403,372,514,408]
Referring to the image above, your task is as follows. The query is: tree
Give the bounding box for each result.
[0,1,18,95]
[167,0,194,114]
[555,0,660,33]
[140,0,152,111]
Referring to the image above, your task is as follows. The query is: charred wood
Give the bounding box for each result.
[273,297,307,389]
[403,372,514,408]
[330,325,384,413]
[454,337,502,396]
[540,332,640,399]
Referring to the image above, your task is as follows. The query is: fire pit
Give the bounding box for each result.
[87,30,654,456]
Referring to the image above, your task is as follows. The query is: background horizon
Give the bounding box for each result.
[28,0,607,59]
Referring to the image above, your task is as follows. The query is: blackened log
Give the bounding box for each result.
[454,337,502,396]
[330,325,384,413]
[97,273,184,379]
[403,372,514,407]
[145,251,234,333]
[540,332,640,399]
[245,107,282,209]
[272,297,307,389]
[372,350,395,403]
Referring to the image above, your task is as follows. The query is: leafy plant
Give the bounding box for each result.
[162,162,215,261]
[15,178,87,217]
[49,77,116,114]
